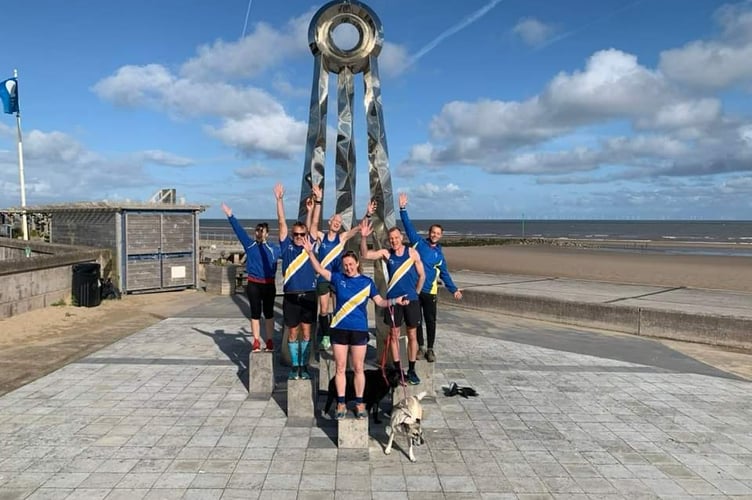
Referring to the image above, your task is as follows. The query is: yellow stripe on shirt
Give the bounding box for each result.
[320,241,345,269]
[387,257,414,294]
[331,284,371,328]
[429,261,442,294]
[283,250,310,285]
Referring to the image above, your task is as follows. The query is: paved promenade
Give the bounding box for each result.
[0,281,751,498]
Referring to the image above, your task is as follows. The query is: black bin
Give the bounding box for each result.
[72,263,101,307]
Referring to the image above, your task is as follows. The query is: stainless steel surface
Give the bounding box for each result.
[298,56,328,221]
[298,0,393,242]
[335,68,356,230]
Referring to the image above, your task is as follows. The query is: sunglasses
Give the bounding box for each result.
[292,232,306,237]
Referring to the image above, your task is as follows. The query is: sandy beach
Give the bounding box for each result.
[443,244,752,292]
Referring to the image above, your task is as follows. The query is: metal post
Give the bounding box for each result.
[14,69,28,241]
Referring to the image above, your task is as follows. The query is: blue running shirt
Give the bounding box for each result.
[280,235,317,293]
[329,272,379,331]
[385,248,419,300]
[317,232,345,282]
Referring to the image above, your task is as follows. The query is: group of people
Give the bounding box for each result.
[222,183,462,420]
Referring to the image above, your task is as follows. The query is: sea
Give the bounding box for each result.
[199,219,752,257]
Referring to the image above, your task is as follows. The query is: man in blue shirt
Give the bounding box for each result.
[399,193,463,363]
[276,183,318,380]
[222,202,280,353]
[361,219,425,385]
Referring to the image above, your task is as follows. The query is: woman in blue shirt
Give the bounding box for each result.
[302,237,408,420]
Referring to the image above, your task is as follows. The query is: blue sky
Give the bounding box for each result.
[1,0,751,220]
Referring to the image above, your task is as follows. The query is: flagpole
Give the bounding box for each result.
[14,69,28,241]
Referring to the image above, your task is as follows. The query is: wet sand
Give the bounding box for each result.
[443,244,752,292]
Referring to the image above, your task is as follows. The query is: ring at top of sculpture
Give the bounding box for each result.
[309,0,384,74]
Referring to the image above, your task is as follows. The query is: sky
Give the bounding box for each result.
[1,0,752,220]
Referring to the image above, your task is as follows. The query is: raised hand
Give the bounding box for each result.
[398,192,408,209]
[274,183,284,200]
[221,202,232,217]
[302,234,314,253]
[311,184,322,201]
[360,218,373,237]
[305,196,314,212]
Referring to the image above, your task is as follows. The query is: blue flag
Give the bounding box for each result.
[0,77,19,114]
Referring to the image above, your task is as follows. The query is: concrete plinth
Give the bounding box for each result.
[248,351,274,398]
[317,352,335,394]
[287,378,315,419]
[337,417,369,449]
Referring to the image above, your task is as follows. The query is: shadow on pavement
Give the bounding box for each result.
[194,327,250,390]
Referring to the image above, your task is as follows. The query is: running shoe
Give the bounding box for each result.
[407,370,421,385]
[251,338,261,353]
[288,368,300,380]
[425,349,436,363]
[416,347,425,360]
[319,336,331,351]
[265,338,274,351]
[334,403,347,420]
[300,367,311,380]
[355,403,368,419]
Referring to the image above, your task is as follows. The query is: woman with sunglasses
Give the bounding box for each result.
[275,183,318,381]
[302,236,408,419]
[221,202,279,353]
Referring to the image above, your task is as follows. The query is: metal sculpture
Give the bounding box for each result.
[298,0,394,237]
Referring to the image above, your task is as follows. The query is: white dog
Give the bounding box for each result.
[384,390,426,462]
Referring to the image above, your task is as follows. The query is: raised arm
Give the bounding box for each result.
[304,195,314,238]
[222,202,253,248]
[410,247,425,294]
[274,183,288,241]
[359,218,388,260]
[309,185,324,240]
[302,233,331,282]
[341,198,376,244]
[398,193,421,245]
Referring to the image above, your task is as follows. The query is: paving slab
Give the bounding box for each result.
[0,292,751,498]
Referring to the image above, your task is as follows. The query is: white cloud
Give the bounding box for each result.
[234,164,274,178]
[659,2,752,89]
[659,42,752,90]
[404,40,752,183]
[0,129,155,208]
[512,17,556,47]
[139,150,194,167]
[207,113,306,159]
[378,42,411,78]
[180,11,313,80]
[413,182,465,198]
[94,65,306,159]
[486,147,602,174]
[93,64,284,119]
[636,98,722,131]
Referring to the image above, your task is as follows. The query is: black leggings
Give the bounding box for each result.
[416,291,438,349]
[246,282,276,320]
